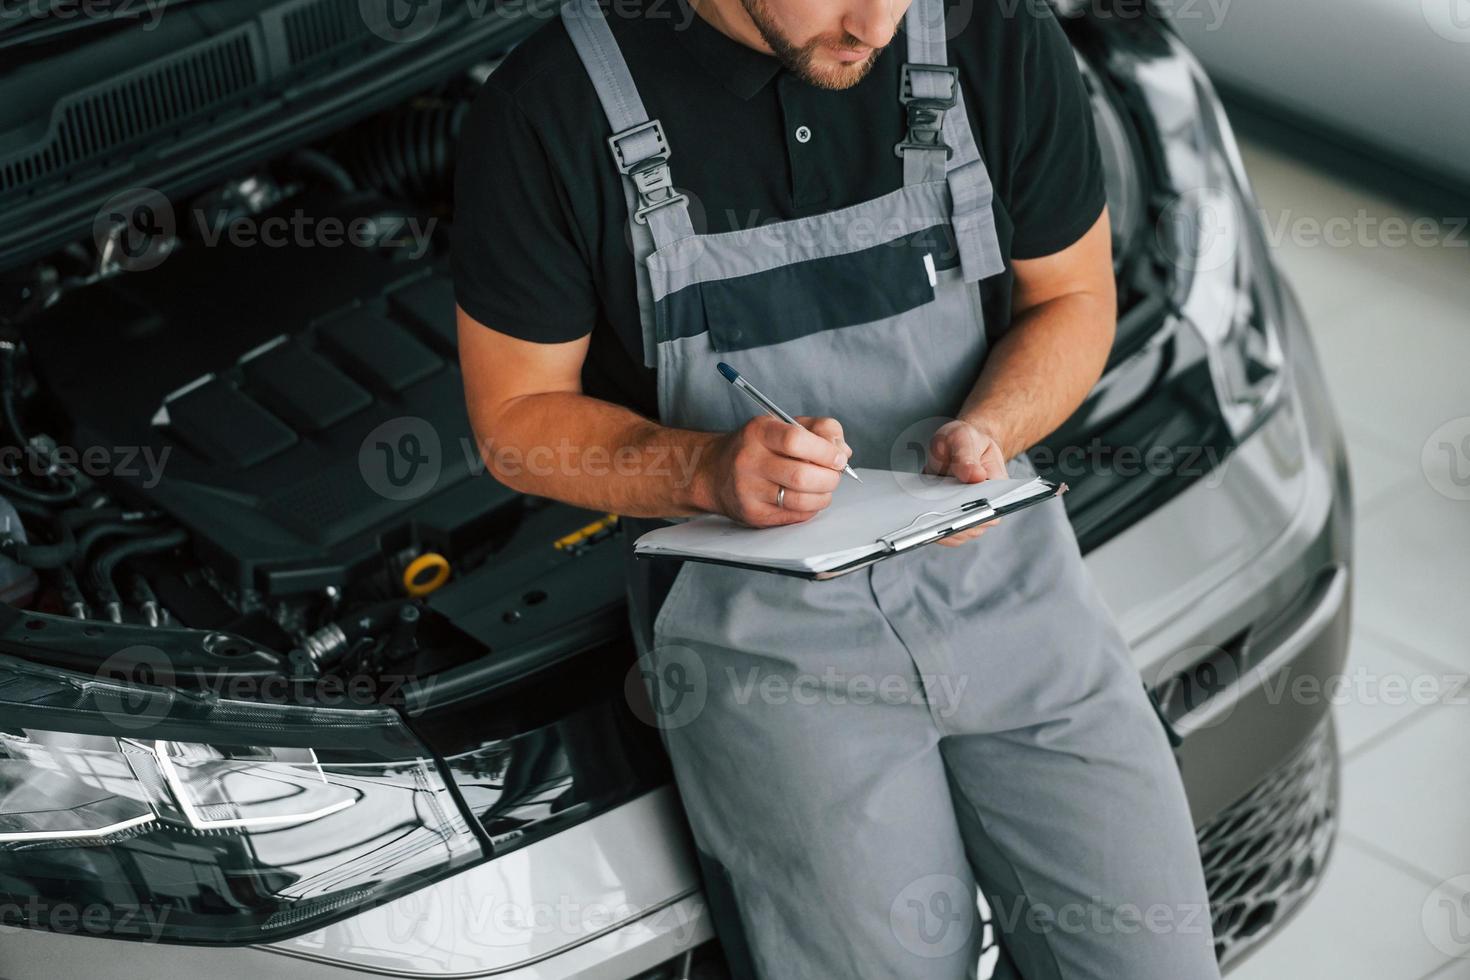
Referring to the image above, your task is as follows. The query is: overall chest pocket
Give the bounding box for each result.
[693,230,958,353]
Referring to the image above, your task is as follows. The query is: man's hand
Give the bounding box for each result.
[691,415,852,528]
[925,418,1008,547]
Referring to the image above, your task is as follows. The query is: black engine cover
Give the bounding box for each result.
[23,201,517,597]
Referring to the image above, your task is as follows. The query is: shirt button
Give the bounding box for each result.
[795,125,812,144]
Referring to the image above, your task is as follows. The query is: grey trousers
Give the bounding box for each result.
[639,460,1224,980]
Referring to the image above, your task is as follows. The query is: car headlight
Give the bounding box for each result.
[0,655,482,944]
[1149,31,1287,441]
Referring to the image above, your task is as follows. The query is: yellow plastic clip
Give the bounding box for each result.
[402,552,451,597]
[554,513,620,551]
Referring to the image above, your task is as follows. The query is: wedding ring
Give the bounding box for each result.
[776,486,786,509]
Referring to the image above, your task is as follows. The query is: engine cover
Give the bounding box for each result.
[23,199,517,598]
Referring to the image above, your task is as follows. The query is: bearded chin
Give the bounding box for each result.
[738,0,882,90]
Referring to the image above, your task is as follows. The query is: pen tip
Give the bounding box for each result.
[716,362,738,383]
[849,468,864,484]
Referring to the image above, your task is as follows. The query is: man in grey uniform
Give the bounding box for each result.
[454,0,1223,975]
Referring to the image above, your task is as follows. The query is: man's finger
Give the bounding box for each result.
[754,481,833,515]
[794,415,845,445]
[756,417,851,469]
[949,452,989,484]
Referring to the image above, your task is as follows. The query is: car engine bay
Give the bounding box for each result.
[0,77,629,699]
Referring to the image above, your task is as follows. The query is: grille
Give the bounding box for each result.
[0,33,259,198]
[282,0,372,65]
[1199,715,1339,968]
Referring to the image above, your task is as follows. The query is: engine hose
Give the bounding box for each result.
[58,566,88,619]
[75,520,167,569]
[0,341,29,450]
[0,342,79,505]
[89,528,188,615]
[288,148,357,195]
[0,506,136,569]
[337,99,469,203]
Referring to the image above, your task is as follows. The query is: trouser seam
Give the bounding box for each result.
[948,775,1069,980]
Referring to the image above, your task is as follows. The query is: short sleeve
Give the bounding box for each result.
[1007,8,1108,259]
[451,78,598,342]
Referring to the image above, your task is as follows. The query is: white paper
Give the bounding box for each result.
[634,470,1052,573]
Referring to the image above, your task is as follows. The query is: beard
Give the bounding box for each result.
[738,0,885,90]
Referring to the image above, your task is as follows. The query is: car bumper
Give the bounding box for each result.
[1087,271,1352,970]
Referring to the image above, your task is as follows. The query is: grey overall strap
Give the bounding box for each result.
[562,0,695,367]
[898,0,1005,282]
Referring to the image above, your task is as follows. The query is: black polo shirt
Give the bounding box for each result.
[452,0,1107,420]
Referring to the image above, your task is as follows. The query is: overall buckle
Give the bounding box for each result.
[607,120,689,225]
[894,64,959,160]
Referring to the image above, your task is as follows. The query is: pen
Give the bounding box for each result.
[716,362,863,484]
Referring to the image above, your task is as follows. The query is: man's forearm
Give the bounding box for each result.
[957,291,1115,460]
[470,391,717,519]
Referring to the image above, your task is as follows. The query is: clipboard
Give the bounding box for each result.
[634,477,1068,581]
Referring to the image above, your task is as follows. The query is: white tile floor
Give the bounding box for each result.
[1222,140,1470,978]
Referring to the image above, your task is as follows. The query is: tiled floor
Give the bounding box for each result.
[1221,140,1470,978]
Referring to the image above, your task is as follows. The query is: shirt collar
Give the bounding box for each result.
[668,0,783,100]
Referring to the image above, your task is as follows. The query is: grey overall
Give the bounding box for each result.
[561,0,1224,976]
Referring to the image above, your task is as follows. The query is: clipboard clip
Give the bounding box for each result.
[878,498,995,553]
